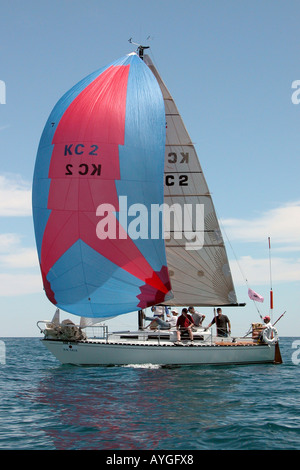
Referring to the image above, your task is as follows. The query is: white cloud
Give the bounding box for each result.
[221,201,300,247]
[222,201,300,285]
[0,233,22,252]
[0,173,40,295]
[0,233,38,269]
[0,233,41,296]
[0,248,39,268]
[0,273,42,296]
[230,255,300,286]
[0,174,31,216]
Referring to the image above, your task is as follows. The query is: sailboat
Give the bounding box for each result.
[33,46,282,365]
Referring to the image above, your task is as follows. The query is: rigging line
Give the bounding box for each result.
[216,214,248,286]
[216,212,263,318]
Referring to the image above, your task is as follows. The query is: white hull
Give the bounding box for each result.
[42,337,280,366]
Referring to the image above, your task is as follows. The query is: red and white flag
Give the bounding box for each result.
[248,288,264,303]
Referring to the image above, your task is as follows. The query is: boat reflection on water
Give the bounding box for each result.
[33,363,242,450]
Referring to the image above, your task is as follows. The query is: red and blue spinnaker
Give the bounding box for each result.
[32,53,172,318]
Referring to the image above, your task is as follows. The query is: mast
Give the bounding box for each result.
[128,38,149,60]
[138,45,150,60]
[138,310,144,330]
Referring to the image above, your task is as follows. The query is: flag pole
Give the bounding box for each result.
[268,237,273,321]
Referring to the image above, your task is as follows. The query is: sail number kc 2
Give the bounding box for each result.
[165,151,189,186]
[62,144,189,185]
[64,143,101,176]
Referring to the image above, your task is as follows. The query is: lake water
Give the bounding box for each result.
[0,337,299,451]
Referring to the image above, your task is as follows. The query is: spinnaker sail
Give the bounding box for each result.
[32,53,172,318]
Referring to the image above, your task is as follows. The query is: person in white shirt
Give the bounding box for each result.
[261,315,278,343]
[166,308,179,328]
[143,308,178,330]
[188,306,205,327]
[151,305,165,319]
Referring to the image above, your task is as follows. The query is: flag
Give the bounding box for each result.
[248,288,264,303]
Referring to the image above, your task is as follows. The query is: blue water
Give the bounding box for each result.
[0,337,299,450]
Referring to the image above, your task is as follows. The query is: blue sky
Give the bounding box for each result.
[0,0,299,336]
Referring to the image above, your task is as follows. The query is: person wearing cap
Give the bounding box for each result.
[204,308,231,337]
[188,306,205,327]
[261,315,277,342]
[143,308,178,330]
[167,308,179,328]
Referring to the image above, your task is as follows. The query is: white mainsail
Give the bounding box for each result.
[144,55,237,307]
